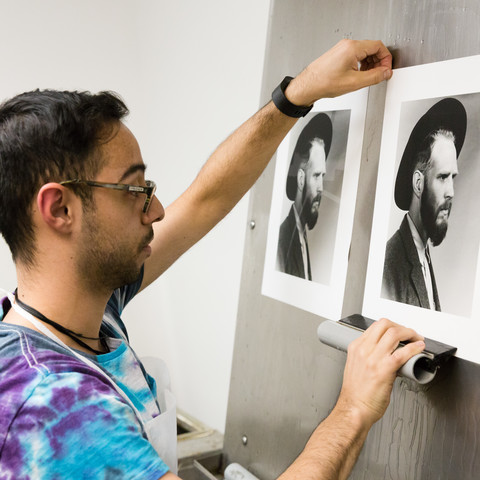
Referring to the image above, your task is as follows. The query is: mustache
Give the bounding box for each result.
[437,200,452,214]
[141,229,154,248]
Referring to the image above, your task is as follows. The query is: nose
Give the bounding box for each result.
[445,176,455,199]
[143,195,165,224]
[318,175,324,193]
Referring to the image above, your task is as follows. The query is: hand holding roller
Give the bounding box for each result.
[317,314,456,384]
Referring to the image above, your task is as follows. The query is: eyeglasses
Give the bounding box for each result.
[60,179,157,213]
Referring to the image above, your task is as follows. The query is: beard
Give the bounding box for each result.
[420,181,452,247]
[301,187,322,230]
[78,210,153,292]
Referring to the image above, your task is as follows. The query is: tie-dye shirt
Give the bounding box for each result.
[0,274,170,479]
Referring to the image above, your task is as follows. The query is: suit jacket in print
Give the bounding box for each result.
[277,205,311,280]
[382,214,441,311]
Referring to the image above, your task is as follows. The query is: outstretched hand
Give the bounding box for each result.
[336,318,425,428]
[286,39,393,105]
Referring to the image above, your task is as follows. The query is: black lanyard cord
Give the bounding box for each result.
[14,291,109,355]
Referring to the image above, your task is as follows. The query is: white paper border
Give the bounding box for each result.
[262,89,368,320]
[363,55,480,363]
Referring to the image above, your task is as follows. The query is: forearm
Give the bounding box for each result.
[141,99,297,286]
[278,405,370,480]
[142,39,393,286]
[277,318,426,480]
[177,38,392,227]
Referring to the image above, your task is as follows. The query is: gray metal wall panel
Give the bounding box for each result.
[224,1,480,479]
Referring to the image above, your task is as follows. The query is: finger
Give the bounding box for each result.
[352,66,392,89]
[359,54,392,71]
[358,319,423,360]
[359,55,376,71]
[376,325,424,356]
[360,317,397,345]
[390,340,426,368]
[346,318,395,363]
[355,40,392,68]
[359,55,390,72]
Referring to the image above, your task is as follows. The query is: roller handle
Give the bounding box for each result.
[317,320,436,384]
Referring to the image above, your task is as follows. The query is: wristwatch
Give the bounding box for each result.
[271,76,313,118]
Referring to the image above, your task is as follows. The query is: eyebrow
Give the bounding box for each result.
[118,163,147,183]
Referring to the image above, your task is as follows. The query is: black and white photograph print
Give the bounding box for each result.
[276,111,345,284]
[363,55,480,364]
[262,90,368,320]
[382,96,473,314]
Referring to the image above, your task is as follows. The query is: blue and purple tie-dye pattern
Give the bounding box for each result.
[0,276,169,479]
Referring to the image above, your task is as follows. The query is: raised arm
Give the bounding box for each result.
[141,39,393,290]
[278,319,425,480]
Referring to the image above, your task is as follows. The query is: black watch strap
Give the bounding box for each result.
[272,76,313,118]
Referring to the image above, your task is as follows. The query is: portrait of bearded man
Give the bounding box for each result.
[276,113,332,281]
[382,97,467,310]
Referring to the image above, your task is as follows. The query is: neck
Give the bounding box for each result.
[10,263,113,353]
[293,200,306,234]
[408,208,428,246]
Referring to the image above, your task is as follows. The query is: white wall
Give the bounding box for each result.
[0,0,271,432]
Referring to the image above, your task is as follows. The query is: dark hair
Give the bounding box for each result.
[0,89,129,265]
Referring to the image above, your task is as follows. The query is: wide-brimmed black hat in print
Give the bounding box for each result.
[286,112,333,201]
[394,97,467,211]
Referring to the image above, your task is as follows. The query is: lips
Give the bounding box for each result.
[140,230,154,253]
[437,201,452,218]
[311,194,322,211]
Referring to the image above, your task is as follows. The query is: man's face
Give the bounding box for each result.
[301,140,326,230]
[79,207,154,291]
[76,123,164,291]
[420,135,458,246]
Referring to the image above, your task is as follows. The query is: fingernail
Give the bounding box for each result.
[384,68,392,80]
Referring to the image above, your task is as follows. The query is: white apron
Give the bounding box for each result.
[2,289,178,475]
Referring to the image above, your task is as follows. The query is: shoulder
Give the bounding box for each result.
[1,367,168,479]
[280,206,295,229]
[278,206,297,244]
[385,217,410,260]
[385,229,403,258]
[0,333,116,440]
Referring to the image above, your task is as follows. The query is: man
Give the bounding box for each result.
[277,112,332,280]
[382,98,467,310]
[0,39,425,480]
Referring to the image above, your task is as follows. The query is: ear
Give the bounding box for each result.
[297,168,305,192]
[37,183,75,233]
[412,170,424,199]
